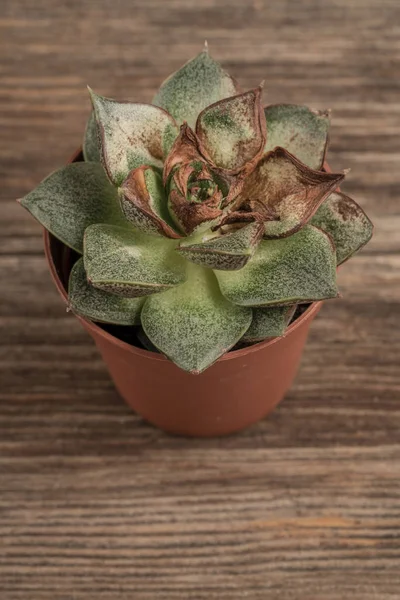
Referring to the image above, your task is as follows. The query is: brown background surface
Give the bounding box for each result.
[1,1,400,598]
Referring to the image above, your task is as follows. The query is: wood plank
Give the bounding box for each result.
[1,0,399,598]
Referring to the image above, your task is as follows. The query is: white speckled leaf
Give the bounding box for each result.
[89,89,179,186]
[242,305,296,343]
[311,191,373,264]
[119,166,181,238]
[196,88,266,171]
[177,222,264,270]
[264,104,330,170]
[236,147,344,238]
[215,225,338,306]
[152,50,238,129]
[83,111,101,162]
[84,224,186,297]
[68,258,144,324]
[141,263,252,373]
[19,162,126,254]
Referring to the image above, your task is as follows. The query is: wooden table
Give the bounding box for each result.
[1,1,399,598]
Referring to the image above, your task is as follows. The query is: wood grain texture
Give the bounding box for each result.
[1,0,400,598]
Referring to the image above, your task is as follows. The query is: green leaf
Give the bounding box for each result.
[177,222,264,270]
[89,89,179,186]
[242,305,296,343]
[311,191,373,264]
[215,225,338,306]
[152,49,238,129]
[84,224,187,297]
[235,147,344,238]
[68,258,144,325]
[19,162,126,254]
[141,263,252,373]
[196,88,266,171]
[83,111,101,162]
[119,166,181,238]
[264,104,330,170]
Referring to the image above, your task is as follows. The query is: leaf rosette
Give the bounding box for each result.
[19,48,373,373]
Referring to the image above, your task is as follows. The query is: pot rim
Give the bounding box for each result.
[43,230,322,364]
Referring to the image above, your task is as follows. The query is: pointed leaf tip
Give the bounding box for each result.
[141,264,251,373]
[19,162,126,254]
[152,51,239,129]
[178,222,264,271]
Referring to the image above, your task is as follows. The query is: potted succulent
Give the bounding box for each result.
[19,48,373,436]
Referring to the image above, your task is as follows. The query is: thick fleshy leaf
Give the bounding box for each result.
[264,104,330,170]
[68,258,144,325]
[83,111,101,162]
[177,222,264,270]
[235,147,344,238]
[196,88,266,171]
[119,166,181,238]
[215,225,338,306]
[84,224,186,297]
[19,162,126,253]
[242,305,296,343]
[89,89,179,186]
[311,191,373,264]
[141,263,252,373]
[152,49,238,129]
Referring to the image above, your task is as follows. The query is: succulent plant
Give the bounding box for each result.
[19,48,373,373]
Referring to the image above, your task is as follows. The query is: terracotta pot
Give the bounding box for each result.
[43,149,323,437]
